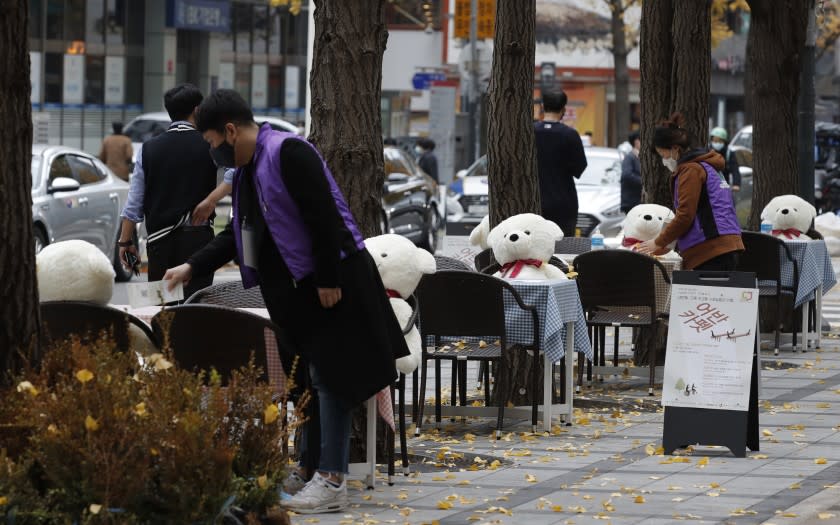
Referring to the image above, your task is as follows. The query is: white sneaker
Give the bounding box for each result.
[280,470,307,496]
[280,473,348,514]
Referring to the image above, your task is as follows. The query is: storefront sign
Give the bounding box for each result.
[429,81,458,184]
[167,0,230,32]
[251,64,268,110]
[63,54,85,105]
[662,284,758,411]
[218,63,234,90]
[104,56,125,106]
[30,52,41,105]
[284,65,300,110]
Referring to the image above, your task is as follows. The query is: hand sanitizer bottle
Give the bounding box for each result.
[760,220,772,234]
[590,228,605,250]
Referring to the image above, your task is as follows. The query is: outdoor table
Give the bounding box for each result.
[432,278,592,431]
[757,239,837,349]
[113,304,386,488]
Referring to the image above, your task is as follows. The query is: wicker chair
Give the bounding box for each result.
[41,301,157,353]
[434,255,473,272]
[184,280,266,308]
[555,237,592,255]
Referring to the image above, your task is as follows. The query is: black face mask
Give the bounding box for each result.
[210,141,236,168]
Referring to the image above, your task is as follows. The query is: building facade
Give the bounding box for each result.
[29,0,308,154]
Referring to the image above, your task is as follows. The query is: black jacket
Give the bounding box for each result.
[620,151,642,212]
[534,121,588,224]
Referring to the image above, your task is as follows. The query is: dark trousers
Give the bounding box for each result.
[694,251,740,272]
[560,219,578,238]
[147,225,215,299]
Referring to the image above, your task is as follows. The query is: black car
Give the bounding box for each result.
[382,146,441,252]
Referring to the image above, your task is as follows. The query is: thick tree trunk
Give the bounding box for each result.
[308,0,388,464]
[671,0,711,152]
[639,0,674,207]
[309,0,388,237]
[487,0,539,229]
[0,0,38,384]
[746,0,809,229]
[611,1,631,148]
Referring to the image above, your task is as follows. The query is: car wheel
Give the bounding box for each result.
[421,207,441,253]
[34,227,47,254]
[113,232,137,283]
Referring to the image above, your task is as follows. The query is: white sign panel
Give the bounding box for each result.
[662,284,759,411]
[30,52,41,105]
[251,64,268,109]
[429,82,458,184]
[104,56,125,105]
[285,65,300,109]
[63,54,85,105]
[127,280,184,308]
[441,221,482,270]
[219,63,235,90]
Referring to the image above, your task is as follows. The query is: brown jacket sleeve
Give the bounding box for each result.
[655,163,707,248]
[98,137,108,163]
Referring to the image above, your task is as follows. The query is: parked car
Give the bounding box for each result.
[31,145,135,281]
[382,146,441,252]
[447,147,626,237]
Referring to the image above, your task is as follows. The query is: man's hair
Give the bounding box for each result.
[112,121,123,135]
[653,112,693,150]
[542,90,567,113]
[628,131,640,143]
[195,89,255,134]
[418,138,436,151]
[163,84,203,122]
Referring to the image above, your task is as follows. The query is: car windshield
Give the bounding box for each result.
[578,155,621,186]
[123,119,170,142]
[31,155,42,189]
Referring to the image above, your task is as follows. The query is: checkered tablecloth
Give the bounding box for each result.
[757,239,837,307]
[503,279,593,362]
[655,257,682,314]
[117,305,396,430]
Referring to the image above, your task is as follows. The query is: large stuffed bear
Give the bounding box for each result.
[761,195,816,240]
[469,215,491,250]
[486,213,567,280]
[365,234,437,375]
[621,203,679,256]
[37,240,155,355]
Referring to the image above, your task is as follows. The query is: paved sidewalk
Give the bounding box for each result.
[289,334,840,525]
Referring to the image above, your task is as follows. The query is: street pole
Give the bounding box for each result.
[468,0,479,163]
[798,1,816,204]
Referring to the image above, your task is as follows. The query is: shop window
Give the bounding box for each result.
[30,0,44,40]
[86,0,105,44]
[65,0,85,42]
[233,2,252,53]
[46,0,64,40]
[268,65,283,109]
[125,56,143,105]
[44,52,63,103]
[235,62,251,103]
[253,4,269,54]
[85,55,104,104]
[125,0,144,47]
[106,0,125,45]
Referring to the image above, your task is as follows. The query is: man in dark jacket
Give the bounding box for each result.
[620,131,642,213]
[415,138,439,182]
[534,90,588,236]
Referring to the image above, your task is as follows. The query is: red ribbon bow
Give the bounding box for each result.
[772,228,801,240]
[385,289,402,299]
[499,259,544,278]
[622,237,645,248]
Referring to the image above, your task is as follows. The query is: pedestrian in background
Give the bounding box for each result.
[415,138,439,183]
[534,90,588,236]
[117,84,218,298]
[620,131,642,213]
[709,126,741,192]
[98,121,133,181]
[636,113,743,270]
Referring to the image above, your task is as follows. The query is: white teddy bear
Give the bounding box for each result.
[365,234,437,375]
[621,203,679,257]
[486,213,567,280]
[469,215,491,250]
[761,195,816,240]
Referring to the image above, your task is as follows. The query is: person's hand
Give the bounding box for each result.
[163,263,193,292]
[191,198,216,225]
[731,184,741,192]
[119,244,139,270]
[635,239,661,256]
[318,287,342,308]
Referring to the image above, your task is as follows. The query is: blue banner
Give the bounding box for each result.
[167,0,230,32]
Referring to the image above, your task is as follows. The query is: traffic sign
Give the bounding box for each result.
[412,72,446,90]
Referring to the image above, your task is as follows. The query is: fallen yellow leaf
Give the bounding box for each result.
[134,402,147,417]
[85,415,99,432]
[0,497,7,506]
[75,369,94,384]
[257,475,268,489]
[818,512,837,520]
[763,429,774,436]
[264,404,279,424]
[697,457,709,467]
[815,457,828,465]
[437,500,453,510]
[634,495,645,503]
[525,474,538,483]
[789,483,801,490]
[645,444,656,456]
[551,505,564,512]
[817,403,831,409]
[89,504,102,514]
[751,454,769,460]
[710,482,720,488]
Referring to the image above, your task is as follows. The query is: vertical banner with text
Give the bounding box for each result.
[285,65,300,110]
[105,56,125,106]
[429,81,458,184]
[63,54,85,106]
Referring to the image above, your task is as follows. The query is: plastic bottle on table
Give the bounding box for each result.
[590,228,605,250]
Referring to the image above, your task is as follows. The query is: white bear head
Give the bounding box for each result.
[622,204,675,247]
[469,215,491,250]
[761,195,816,236]
[37,240,115,305]
[365,234,436,299]
[486,213,564,266]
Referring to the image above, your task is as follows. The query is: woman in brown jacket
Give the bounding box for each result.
[98,122,133,181]
[636,113,744,270]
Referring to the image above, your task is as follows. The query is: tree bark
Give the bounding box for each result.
[610,0,631,148]
[746,0,809,229]
[0,0,38,384]
[309,0,388,237]
[672,0,711,152]
[487,0,539,229]
[639,0,674,207]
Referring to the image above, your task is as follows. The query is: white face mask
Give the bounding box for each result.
[662,157,678,172]
[711,142,724,152]
[414,146,424,155]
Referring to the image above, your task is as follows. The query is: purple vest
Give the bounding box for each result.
[231,124,365,287]
[674,161,741,252]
